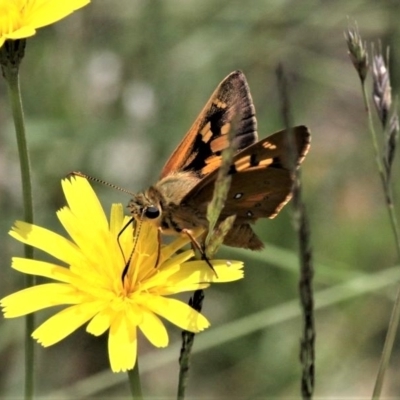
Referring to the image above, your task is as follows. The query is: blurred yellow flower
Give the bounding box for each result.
[0,0,90,48]
[1,176,244,372]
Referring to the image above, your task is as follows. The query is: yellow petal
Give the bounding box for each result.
[33,301,103,346]
[137,250,193,292]
[174,260,244,284]
[12,257,74,283]
[135,221,160,268]
[1,283,81,317]
[129,221,160,278]
[9,221,82,266]
[160,283,210,295]
[138,308,168,347]
[116,218,135,261]
[108,311,137,372]
[61,177,108,232]
[135,221,159,254]
[23,0,90,29]
[140,294,210,332]
[109,204,129,240]
[4,26,36,39]
[86,307,113,336]
[57,207,123,278]
[160,235,193,261]
[159,250,194,272]
[158,227,203,263]
[57,206,99,249]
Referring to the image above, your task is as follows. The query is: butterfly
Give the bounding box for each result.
[128,70,310,250]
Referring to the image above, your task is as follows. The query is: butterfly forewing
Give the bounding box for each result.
[160,70,258,178]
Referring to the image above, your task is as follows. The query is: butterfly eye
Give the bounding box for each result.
[145,206,160,219]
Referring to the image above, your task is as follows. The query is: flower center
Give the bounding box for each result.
[0,1,24,35]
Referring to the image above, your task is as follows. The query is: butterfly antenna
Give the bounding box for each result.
[69,171,136,196]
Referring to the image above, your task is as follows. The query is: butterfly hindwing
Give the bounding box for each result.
[182,126,311,222]
[160,70,258,178]
[223,223,264,250]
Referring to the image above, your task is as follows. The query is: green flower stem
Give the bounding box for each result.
[127,362,143,400]
[360,82,400,400]
[1,41,35,400]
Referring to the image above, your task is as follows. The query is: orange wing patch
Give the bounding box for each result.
[200,122,212,143]
[212,99,228,109]
[232,154,273,172]
[262,141,277,150]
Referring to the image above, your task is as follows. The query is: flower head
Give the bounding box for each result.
[345,22,369,83]
[0,0,90,48]
[1,176,243,372]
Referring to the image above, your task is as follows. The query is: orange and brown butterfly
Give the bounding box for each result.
[127,70,311,250]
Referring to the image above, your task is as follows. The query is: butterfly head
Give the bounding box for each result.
[128,188,163,223]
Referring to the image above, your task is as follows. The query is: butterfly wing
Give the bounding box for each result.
[160,70,258,179]
[182,126,311,222]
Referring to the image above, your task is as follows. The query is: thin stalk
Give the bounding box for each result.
[361,83,400,259]
[360,81,400,399]
[276,64,315,400]
[127,362,143,400]
[177,289,204,400]
[1,40,35,400]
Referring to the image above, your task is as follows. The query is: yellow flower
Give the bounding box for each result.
[1,176,244,372]
[0,0,90,48]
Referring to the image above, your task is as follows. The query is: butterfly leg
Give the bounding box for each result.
[182,228,218,276]
[118,217,135,281]
[154,227,162,268]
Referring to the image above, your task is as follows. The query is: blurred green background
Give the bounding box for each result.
[1,0,400,398]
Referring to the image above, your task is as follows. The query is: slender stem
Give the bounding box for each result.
[276,64,315,400]
[361,83,400,259]
[1,40,35,400]
[360,81,400,399]
[177,289,204,400]
[127,362,143,400]
[6,72,34,228]
[372,287,400,400]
